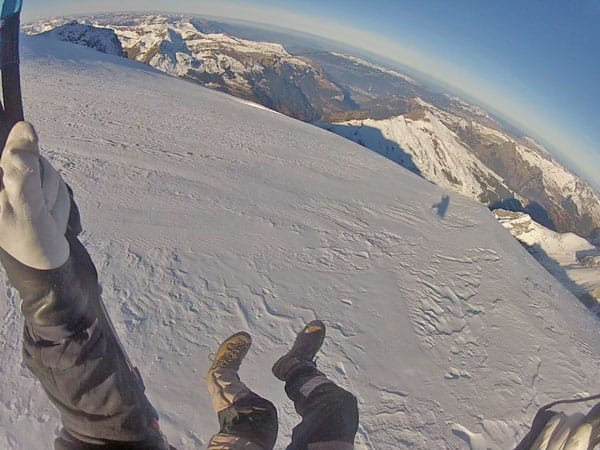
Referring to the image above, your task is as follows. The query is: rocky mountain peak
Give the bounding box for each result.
[39,20,125,57]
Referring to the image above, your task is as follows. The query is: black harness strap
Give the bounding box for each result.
[0,11,23,150]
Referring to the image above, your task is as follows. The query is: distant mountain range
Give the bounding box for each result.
[23,14,600,240]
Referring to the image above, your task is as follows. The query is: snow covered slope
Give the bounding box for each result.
[324,110,517,204]
[495,209,600,304]
[329,98,600,237]
[2,35,600,450]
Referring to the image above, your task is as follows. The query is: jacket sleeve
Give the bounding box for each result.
[0,235,97,344]
[0,192,164,445]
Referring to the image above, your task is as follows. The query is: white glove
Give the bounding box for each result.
[0,122,70,270]
[530,411,593,450]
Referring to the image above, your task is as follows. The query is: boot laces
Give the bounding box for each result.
[213,341,249,369]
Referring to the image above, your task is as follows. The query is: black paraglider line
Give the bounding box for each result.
[0,9,24,152]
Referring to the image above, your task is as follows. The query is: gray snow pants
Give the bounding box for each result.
[214,365,359,450]
[0,192,170,450]
[1,194,358,449]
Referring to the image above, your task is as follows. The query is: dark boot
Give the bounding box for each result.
[273,321,359,449]
[272,320,326,381]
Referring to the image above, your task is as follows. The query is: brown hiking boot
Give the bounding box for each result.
[272,320,326,381]
[208,331,252,373]
[206,332,254,413]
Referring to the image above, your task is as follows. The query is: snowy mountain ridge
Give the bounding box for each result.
[23,15,345,122]
[324,109,519,204]
[85,14,340,122]
[2,33,600,450]
[331,97,600,238]
[116,17,309,79]
[495,209,600,304]
[449,113,600,236]
[38,20,125,57]
[21,17,73,34]
[443,95,494,121]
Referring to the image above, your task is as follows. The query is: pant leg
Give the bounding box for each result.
[207,368,278,449]
[1,234,169,448]
[54,432,177,450]
[208,394,278,450]
[284,366,359,450]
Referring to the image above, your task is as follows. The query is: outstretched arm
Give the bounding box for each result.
[0,123,169,449]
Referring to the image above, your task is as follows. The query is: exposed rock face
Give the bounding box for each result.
[88,15,347,122]
[39,21,125,57]
[455,127,600,237]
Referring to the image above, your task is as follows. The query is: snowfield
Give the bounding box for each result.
[1,35,600,450]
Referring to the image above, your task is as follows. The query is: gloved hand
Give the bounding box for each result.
[528,411,593,449]
[516,402,600,450]
[0,122,70,270]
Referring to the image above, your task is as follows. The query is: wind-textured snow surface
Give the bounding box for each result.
[1,35,600,449]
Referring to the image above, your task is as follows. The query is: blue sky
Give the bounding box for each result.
[23,0,600,188]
